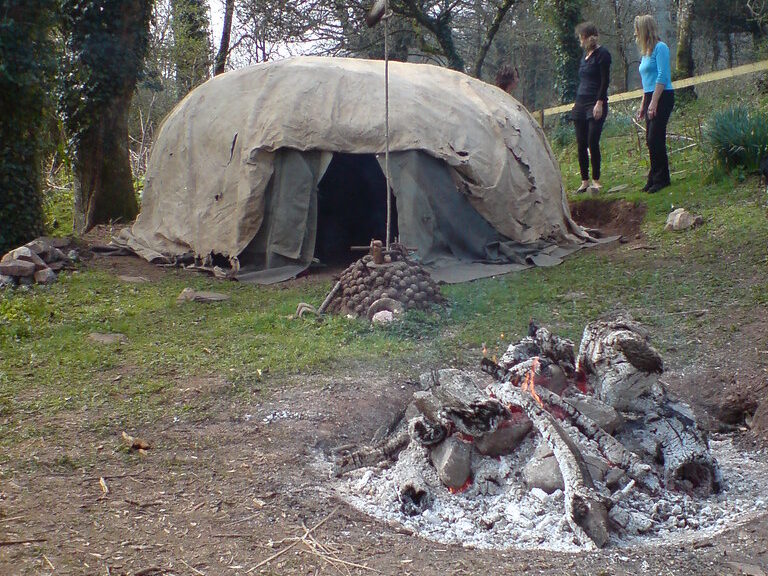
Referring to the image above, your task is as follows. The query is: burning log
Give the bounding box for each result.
[481,358,659,493]
[576,315,663,411]
[578,315,721,493]
[486,381,611,548]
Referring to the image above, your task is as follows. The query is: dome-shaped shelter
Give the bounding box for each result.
[117,56,592,283]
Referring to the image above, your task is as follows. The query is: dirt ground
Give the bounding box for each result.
[2,205,768,576]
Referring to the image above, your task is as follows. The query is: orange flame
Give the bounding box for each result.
[521,357,543,406]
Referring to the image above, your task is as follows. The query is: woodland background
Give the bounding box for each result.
[2,0,768,252]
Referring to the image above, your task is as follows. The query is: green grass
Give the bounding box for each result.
[2,90,768,456]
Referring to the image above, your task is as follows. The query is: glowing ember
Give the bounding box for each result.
[521,357,543,406]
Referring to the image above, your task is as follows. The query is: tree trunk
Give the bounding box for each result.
[214,0,235,75]
[73,91,139,234]
[471,0,516,79]
[611,0,629,92]
[675,0,695,79]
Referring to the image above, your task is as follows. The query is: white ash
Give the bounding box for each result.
[334,435,768,551]
[261,410,324,424]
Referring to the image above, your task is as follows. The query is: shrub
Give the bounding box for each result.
[702,105,768,173]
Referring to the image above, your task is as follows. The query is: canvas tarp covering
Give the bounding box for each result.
[116,56,592,283]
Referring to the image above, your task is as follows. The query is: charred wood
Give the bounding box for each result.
[487,381,611,549]
[481,358,660,493]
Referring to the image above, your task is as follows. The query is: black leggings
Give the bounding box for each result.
[642,90,675,187]
[574,113,606,181]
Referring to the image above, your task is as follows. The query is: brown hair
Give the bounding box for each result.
[495,64,519,92]
[634,14,660,55]
[576,22,599,52]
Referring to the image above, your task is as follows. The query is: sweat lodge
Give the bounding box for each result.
[117,56,599,284]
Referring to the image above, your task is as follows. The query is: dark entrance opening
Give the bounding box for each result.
[315,153,397,265]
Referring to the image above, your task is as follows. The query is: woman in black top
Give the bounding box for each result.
[571,22,611,193]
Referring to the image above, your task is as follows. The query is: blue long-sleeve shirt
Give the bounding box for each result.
[639,41,674,92]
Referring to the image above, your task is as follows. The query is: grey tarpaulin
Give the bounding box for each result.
[115,56,599,284]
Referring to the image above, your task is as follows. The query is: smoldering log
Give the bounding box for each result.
[500,320,577,376]
[577,315,721,494]
[333,424,411,477]
[576,315,663,411]
[486,382,611,549]
[481,358,660,493]
[396,443,435,516]
[637,402,722,494]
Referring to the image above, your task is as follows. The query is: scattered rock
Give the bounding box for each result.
[474,412,532,457]
[522,442,564,494]
[33,267,57,285]
[176,288,230,303]
[118,275,149,283]
[88,333,127,344]
[0,259,36,277]
[372,310,395,324]
[0,274,16,288]
[664,208,704,231]
[2,246,48,271]
[429,436,472,490]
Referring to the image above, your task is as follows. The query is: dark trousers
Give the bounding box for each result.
[573,113,606,181]
[642,90,675,187]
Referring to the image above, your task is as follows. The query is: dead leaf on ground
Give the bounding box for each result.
[122,431,151,451]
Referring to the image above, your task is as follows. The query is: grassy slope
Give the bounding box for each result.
[2,87,767,460]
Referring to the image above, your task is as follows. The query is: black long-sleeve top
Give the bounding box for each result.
[572,45,611,120]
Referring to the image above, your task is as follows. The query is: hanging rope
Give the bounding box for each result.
[383,0,392,248]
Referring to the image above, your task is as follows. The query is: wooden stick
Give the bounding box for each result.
[246,507,338,573]
[0,538,47,546]
[180,559,205,575]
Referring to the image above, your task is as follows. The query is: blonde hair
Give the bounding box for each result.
[576,22,599,52]
[634,15,660,55]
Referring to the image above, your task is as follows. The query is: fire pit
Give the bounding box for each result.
[330,316,768,550]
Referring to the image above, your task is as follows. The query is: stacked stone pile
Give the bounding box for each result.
[325,252,445,318]
[0,237,74,288]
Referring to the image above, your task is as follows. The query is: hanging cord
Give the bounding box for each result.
[383,1,393,248]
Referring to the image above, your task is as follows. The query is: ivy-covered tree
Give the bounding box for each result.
[535,0,584,104]
[0,1,57,252]
[60,0,152,234]
[171,0,212,96]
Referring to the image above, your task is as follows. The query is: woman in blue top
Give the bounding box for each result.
[634,14,675,193]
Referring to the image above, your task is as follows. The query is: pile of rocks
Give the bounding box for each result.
[325,250,445,318]
[0,237,74,288]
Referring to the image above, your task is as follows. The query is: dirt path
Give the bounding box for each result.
[2,367,768,575]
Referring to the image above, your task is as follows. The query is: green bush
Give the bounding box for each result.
[702,105,768,173]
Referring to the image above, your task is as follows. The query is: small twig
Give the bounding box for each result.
[0,538,47,546]
[246,507,338,573]
[223,512,260,527]
[629,245,658,251]
[211,533,247,538]
[135,567,164,576]
[43,554,55,570]
[180,559,205,575]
